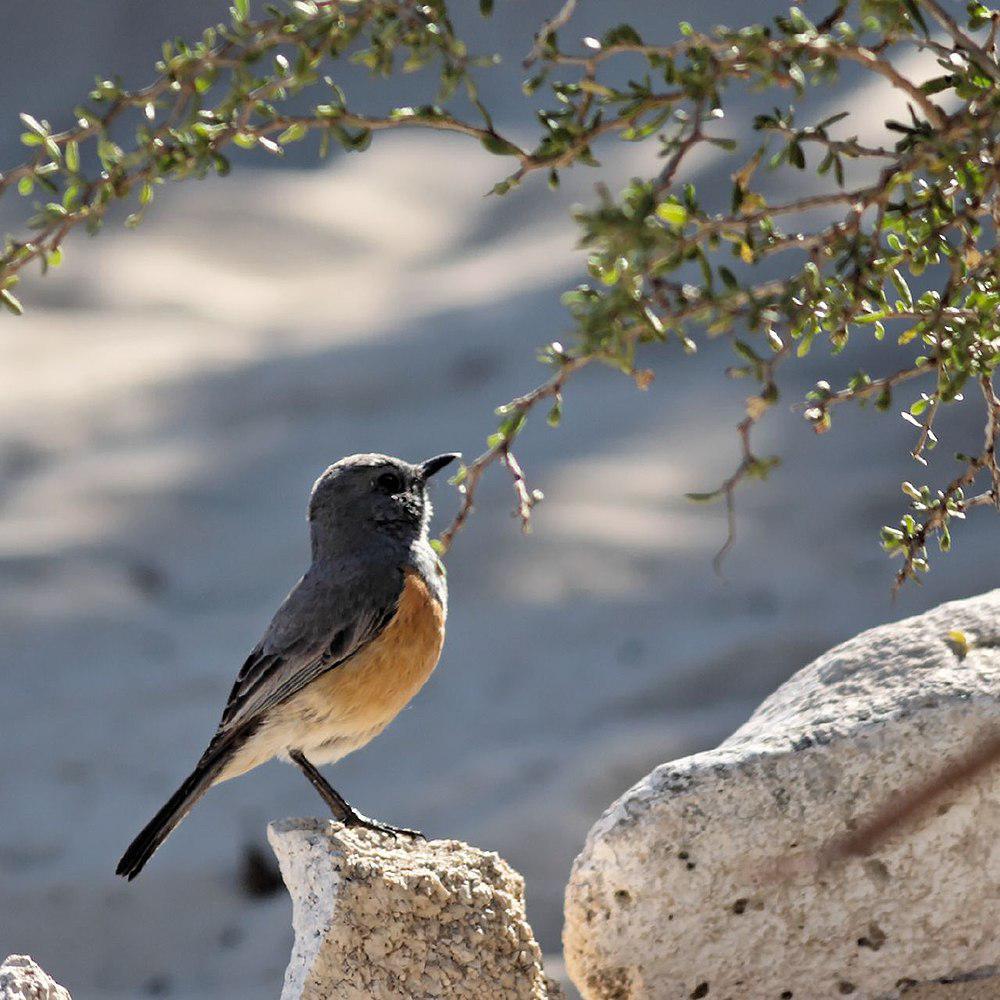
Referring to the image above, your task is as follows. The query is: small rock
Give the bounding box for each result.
[564,591,1000,999]
[0,956,71,1000]
[268,818,560,999]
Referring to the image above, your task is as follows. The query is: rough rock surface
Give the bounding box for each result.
[903,978,1000,999]
[0,956,71,1000]
[564,591,1000,999]
[269,818,560,999]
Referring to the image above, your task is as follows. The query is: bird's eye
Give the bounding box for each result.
[376,471,404,494]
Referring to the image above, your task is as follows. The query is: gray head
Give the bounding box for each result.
[308,452,459,556]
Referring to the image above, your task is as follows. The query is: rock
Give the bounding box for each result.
[268,818,560,999]
[902,977,1000,999]
[0,956,71,1000]
[564,590,1000,999]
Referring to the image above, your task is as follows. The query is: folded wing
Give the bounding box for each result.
[217,564,404,733]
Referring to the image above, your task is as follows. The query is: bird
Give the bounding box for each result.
[116,451,460,880]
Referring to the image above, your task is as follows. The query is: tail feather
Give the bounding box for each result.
[116,728,251,880]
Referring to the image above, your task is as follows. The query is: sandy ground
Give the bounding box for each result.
[1,15,997,1000]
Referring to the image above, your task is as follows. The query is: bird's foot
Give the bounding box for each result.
[288,749,424,840]
[340,806,424,840]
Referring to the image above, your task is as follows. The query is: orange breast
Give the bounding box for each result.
[215,568,447,779]
[288,567,446,739]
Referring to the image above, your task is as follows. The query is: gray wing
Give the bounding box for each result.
[216,562,404,733]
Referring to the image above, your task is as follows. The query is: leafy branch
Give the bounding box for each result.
[0,0,510,301]
[3,0,1000,588]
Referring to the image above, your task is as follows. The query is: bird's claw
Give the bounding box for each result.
[342,808,424,841]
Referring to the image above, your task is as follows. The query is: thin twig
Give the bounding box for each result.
[654,98,706,196]
[919,0,1000,83]
[502,446,536,531]
[545,34,948,130]
[763,123,896,160]
[808,363,936,419]
[835,44,947,129]
[909,393,940,466]
[712,417,755,576]
[524,0,578,68]
[888,377,1000,594]
[437,355,593,553]
[980,373,1000,508]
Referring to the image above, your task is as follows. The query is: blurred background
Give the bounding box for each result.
[1,2,998,997]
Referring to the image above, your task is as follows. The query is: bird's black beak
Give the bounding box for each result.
[420,453,461,482]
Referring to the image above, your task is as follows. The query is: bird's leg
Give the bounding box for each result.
[288,748,352,821]
[288,749,424,840]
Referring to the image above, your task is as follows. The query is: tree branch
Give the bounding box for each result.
[919,0,1000,83]
[436,355,593,553]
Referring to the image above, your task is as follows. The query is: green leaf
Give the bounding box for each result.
[347,128,371,152]
[603,24,643,46]
[498,411,527,439]
[1,289,24,315]
[856,311,887,324]
[921,74,957,95]
[816,111,850,130]
[643,306,665,336]
[480,132,521,156]
[656,200,688,227]
[19,113,46,136]
[232,0,249,20]
[278,122,308,144]
[890,268,913,308]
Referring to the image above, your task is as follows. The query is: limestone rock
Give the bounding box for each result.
[564,591,1000,999]
[0,956,71,1000]
[269,818,560,999]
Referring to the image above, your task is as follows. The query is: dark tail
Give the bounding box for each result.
[116,728,251,880]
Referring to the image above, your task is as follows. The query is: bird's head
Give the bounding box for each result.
[308,452,460,553]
